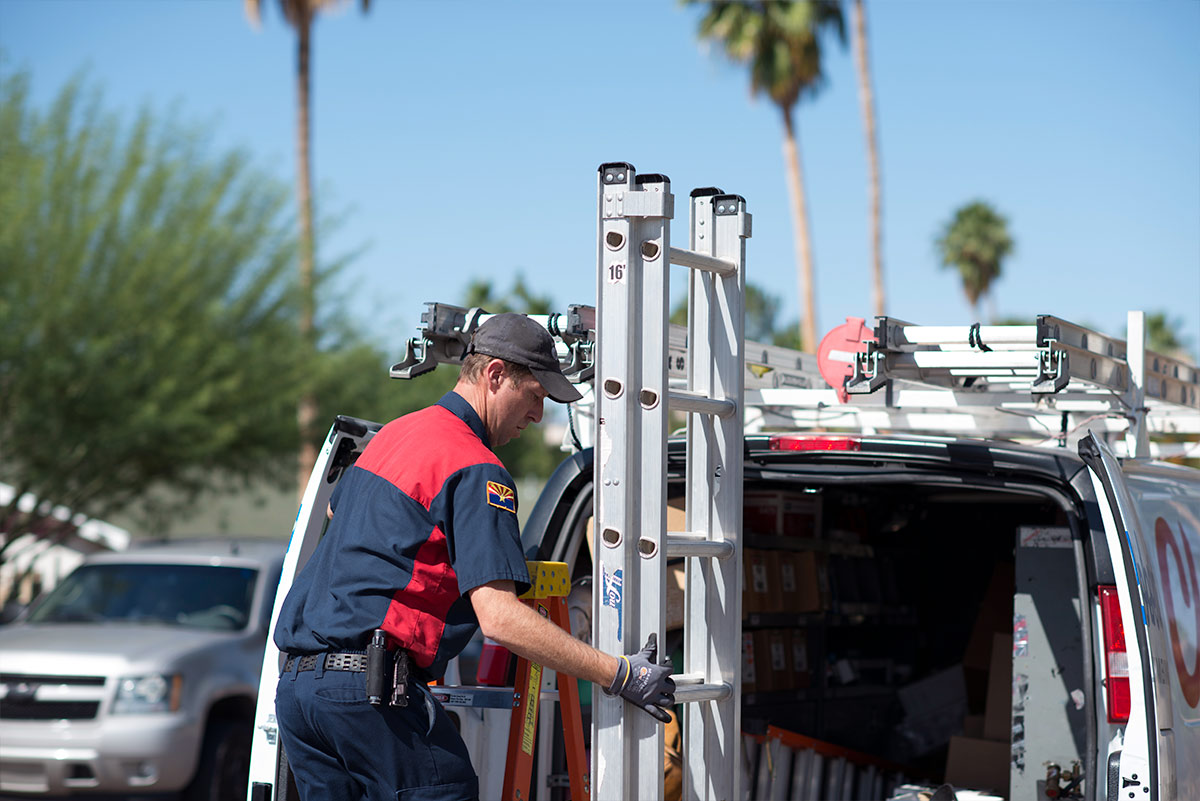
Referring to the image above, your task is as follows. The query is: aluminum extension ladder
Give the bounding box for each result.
[591,162,749,801]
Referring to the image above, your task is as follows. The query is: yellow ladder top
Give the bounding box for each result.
[519,561,571,600]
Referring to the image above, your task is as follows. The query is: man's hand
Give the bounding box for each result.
[605,633,675,722]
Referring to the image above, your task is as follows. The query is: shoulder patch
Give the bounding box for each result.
[485,480,517,514]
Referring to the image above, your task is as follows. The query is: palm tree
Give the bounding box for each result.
[935,201,1013,321]
[244,0,369,497]
[688,1,846,351]
[849,0,884,318]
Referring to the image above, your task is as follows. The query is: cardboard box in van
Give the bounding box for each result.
[743,490,821,538]
[945,735,1009,795]
[743,548,782,614]
[778,550,821,613]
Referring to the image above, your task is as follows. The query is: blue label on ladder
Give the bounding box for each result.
[602,567,623,642]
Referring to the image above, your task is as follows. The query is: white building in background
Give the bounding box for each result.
[0,483,130,605]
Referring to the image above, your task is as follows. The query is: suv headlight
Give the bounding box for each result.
[112,674,182,714]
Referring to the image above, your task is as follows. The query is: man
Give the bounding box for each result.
[273,313,675,801]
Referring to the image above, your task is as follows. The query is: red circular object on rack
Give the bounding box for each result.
[816,317,874,403]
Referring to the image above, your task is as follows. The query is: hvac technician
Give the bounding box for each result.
[272,313,675,801]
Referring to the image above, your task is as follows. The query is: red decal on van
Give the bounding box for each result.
[1156,516,1200,708]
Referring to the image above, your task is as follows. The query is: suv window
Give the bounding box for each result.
[27,563,258,631]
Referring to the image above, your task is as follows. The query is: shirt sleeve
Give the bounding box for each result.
[438,462,531,596]
[328,478,345,515]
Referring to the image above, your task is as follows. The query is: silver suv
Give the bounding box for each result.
[0,539,284,799]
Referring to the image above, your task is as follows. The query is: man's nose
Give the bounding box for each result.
[531,401,544,424]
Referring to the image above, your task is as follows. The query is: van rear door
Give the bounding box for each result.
[1118,457,1200,800]
[246,415,381,801]
[1079,433,1171,800]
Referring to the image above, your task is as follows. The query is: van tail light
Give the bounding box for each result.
[1098,585,1131,723]
[768,435,861,452]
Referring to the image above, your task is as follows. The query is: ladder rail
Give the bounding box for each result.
[592,163,673,800]
[681,188,748,801]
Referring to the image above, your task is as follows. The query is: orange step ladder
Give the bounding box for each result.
[430,561,589,801]
[502,561,589,801]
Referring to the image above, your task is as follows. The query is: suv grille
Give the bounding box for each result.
[0,673,106,721]
[1,699,101,720]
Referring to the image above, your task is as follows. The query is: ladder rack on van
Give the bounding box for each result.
[390,303,1200,458]
[743,314,1198,456]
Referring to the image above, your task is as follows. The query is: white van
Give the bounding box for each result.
[247,314,1199,801]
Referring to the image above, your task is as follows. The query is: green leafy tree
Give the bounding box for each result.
[244,0,370,498]
[687,0,846,350]
[935,200,1013,321]
[771,321,804,351]
[463,273,553,315]
[0,70,323,556]
[1140,311,1191,359]
[311,335,457,435]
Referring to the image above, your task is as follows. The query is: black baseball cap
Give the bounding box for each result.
[466,313,583,404]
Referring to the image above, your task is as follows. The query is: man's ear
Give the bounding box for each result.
[483,358,507,391]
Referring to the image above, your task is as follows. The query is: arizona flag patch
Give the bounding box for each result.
[486,481,517,513]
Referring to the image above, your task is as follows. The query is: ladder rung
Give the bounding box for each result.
[892,351,1042,370]
[667,246,737,277]
[665,533,735,559]
[894,324,1039,346]
[670,674,734,704]
[668,389,737,418]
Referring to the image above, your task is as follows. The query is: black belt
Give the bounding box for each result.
[284,646,414,707]
[284,652,368,673]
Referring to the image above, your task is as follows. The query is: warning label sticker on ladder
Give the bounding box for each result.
[602,566,623,642]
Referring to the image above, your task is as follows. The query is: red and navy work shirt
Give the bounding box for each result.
[273,392,531,679]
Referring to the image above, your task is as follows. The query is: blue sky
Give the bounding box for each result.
[3,0,1198,362]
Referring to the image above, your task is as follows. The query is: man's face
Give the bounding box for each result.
[489,371,548,448]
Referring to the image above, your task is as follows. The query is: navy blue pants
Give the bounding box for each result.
[275,659,478,801]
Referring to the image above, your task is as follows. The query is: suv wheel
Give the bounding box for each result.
[185,717,252,801]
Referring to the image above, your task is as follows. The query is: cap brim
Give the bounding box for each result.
[532,367,583,404]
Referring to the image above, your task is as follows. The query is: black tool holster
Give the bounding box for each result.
[365,628,409,707]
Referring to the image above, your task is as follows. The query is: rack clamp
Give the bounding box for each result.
[389,302,596,384]
[845,317,916,396]
[555,304,597,384]
[1032,345,1071,395]
[389,303,486,379]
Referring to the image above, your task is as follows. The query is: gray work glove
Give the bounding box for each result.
[604,633,676,723]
